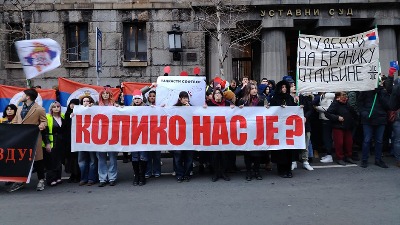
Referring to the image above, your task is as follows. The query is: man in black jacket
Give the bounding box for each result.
[385,66,400,167]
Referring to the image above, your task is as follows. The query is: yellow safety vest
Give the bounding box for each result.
[42,113,65,148]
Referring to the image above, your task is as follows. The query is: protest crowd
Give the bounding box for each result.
[1,63,399,193]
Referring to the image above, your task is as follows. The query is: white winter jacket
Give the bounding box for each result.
[315,93,335,120]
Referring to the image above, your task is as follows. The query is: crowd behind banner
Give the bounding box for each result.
[1,28,400,192]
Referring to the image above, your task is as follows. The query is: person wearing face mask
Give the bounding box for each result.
[325,92,359,166]
[1,104,17,124]
[42,101,65,186]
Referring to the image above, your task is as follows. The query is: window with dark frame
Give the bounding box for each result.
[7,23,29,63]
[65,23,89,62]
[123,22,147,61]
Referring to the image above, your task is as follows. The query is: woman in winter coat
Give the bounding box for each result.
[130,89,149,186]
[205,88,235,182]
[325,92,358,165]
[64,99,81,183]
[238,82,268,181]
[270,80,297,178]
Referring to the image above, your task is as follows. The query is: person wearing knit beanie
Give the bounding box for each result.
[223,90,236,105]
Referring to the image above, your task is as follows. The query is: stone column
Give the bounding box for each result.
[379,27,398,75]
[316,28,340,37]
[207,34,232,81]
[261,29,287,83]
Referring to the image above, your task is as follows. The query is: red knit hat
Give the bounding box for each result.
[132,89,143,100]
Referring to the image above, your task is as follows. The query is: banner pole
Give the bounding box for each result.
[368,25,379,118]
[296,30,301,106]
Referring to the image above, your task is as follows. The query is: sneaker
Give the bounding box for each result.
[145,174,150,179]
[154,174,161,178]
[337,160,346,166]
[360,160,368,168]
[344,157,355,164]
[303,162,314,171]
[98,182,106,187]
[109,181,116,186]
[189,171,193,176]
[291,161,297,170]
[172,171,176,176]
[36,179,45,191]
[177,177,183,183]
[375,160,389,168]
[320,155,333,163]
[8,182,25,192]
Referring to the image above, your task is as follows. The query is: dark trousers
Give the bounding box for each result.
[332,128,353,160]
[211,151,228,176]
[44,147,62,184]
[173,151,194,178]
[244,151,262,173]
[33,160,45,180]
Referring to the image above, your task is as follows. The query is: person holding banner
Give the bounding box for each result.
[205,88,234,182]
[64,99,81,183]
[238,82,268,181]
[145,90,162,179]
[270,80,297,178]
[9,89,47,192]
[325,92,358,166]
[130,90,149,186]
[1,104,17,124]
[43,101,65,186]
[97,88,118,187]
[173,91,194,183]
[77,96,97,186]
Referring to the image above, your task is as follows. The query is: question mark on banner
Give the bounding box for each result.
[286,115,303,145]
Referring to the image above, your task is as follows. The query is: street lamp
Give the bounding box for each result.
[167,24,183,61]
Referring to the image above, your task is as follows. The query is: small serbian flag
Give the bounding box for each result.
[366,31,376,40]
[122,82,152,106]
[0,84,56,116]
[15,38,61,79]
[58,78,120,108]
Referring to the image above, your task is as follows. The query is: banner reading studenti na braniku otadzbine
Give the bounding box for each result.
[71,106,306,151]
[297,28,379,93]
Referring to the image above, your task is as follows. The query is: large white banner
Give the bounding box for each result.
[156,76,206,106]
[71,106,305,152]
[15,38,61,79]
[297,29,379,92]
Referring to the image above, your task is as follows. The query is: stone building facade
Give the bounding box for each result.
[0,0,399,88]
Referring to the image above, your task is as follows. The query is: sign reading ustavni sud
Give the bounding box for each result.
[15,38,61,79]
[297,29,379,92]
